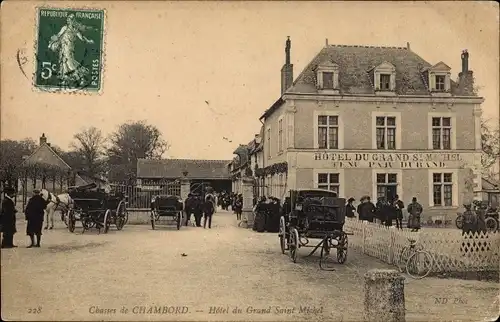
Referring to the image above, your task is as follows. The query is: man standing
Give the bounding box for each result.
[184,193,194,226]
[407,197,423,232]
[393,195,405,229]
[359,197,376,223]
[1,187,18,248]
[346,198,356,218]
[25,189,46,248]
[203,195,215,229]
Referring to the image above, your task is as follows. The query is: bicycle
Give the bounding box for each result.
[396,237,434,279]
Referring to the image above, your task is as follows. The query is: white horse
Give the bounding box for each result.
[39,189,74,229]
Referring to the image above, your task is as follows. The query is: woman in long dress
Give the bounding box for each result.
[48,14,94,85]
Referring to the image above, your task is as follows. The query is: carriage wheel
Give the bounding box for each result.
[279,216,287,254]
[337,233,348,264]
[485,217,498,232]
[103,210,112,234]
[319,236,335,271]
[81,216,90,234]
[176,211,181,230]
[115,201,126,230]
[455,215,463,229]
[68,210,76,233]
[289,227,299,263]
[151,211,156,230]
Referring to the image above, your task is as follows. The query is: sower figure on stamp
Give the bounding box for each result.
[48,14,95,86]
[203,195,215,229]
[1,187,18,248]
[25,190,47,248]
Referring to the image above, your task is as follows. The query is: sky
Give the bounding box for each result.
[1,1,499,160]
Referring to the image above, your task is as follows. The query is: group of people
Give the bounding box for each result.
[1,188,48,248]
[346,195,423,232]
[183,193,216,229]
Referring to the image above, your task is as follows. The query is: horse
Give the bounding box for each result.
[39,189,74,229]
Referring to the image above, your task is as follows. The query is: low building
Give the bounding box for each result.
[258,38,484,219]
[136,158,232,195]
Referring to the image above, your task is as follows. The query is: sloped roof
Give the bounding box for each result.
[137,159,231,179]
[261,43,476,119]
[21,142,71,170]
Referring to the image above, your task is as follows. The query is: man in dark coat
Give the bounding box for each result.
[346,198,356,218]
[203,195,215,229]
[1,187,18,248]
[192,195,203,227]
[407,197,423,232]
[25,189,46,247]
[184,193,195,226]
[359,197,376,222]
[392,195,405,229]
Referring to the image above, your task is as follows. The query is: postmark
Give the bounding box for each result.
[34,7,105,94]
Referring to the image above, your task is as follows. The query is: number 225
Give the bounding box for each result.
[40,62,57,80]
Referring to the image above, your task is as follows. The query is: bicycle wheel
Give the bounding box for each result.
[406,250,433,279]
[397,246,411,273]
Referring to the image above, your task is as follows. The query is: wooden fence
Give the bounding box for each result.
[344,218,500,273]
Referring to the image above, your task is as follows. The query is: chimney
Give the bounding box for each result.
[281,36,294,96]
[326,38,329,46]
[406,42,410,50]
[458,49,474,95]
[39,133,47,146]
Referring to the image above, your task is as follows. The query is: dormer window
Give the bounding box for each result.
[380,74,391,90]
[435,75,446,91]
[323,72,334,89]
[424,62,451,95]
[372,62,396,95]
[316,60,339,94]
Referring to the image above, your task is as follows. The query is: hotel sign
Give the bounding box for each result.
[313,152,465,169]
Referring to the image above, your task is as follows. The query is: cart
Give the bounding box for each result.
[279,189,352,270]
[150,195,184,230]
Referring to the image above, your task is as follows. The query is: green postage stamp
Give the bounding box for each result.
[34,7,105,93]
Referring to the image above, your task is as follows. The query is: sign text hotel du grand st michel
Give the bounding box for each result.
[312,152,466,169]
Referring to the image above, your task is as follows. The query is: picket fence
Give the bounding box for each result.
[344,218,500,273]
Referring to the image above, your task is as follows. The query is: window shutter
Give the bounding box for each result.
[317,71,323,89]
[375,73,380,90]
[333,71,339,89]
[390,73,396,91]
[445,74,450,91]
[429,73,435,91]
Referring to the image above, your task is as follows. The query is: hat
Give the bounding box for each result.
[33,189,40,193]
[3,187,16,195]
[348,197,355,203]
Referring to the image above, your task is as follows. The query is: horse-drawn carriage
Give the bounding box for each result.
[150,195,184,230]
[66,183,128,234]
[279,189,351,270]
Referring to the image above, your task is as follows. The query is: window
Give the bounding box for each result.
[322,72,334,89]
[376,173,398,201]
[317,173,340,195]
[375,116,396,150]
[316,61,339,92]
[431,117,451,150]
[317,115,339,149]
[432,173,453,206]
[266,128,271,159]
[435,75,445,91]
[380,74,391,90]
[278,118,283,152]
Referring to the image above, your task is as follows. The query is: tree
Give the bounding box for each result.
[70,127,107,177]
[106,121,169,182]
[0,138,37,182]
[481,118,500,175]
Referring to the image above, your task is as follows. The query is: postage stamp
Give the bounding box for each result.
[34,7,105,93]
